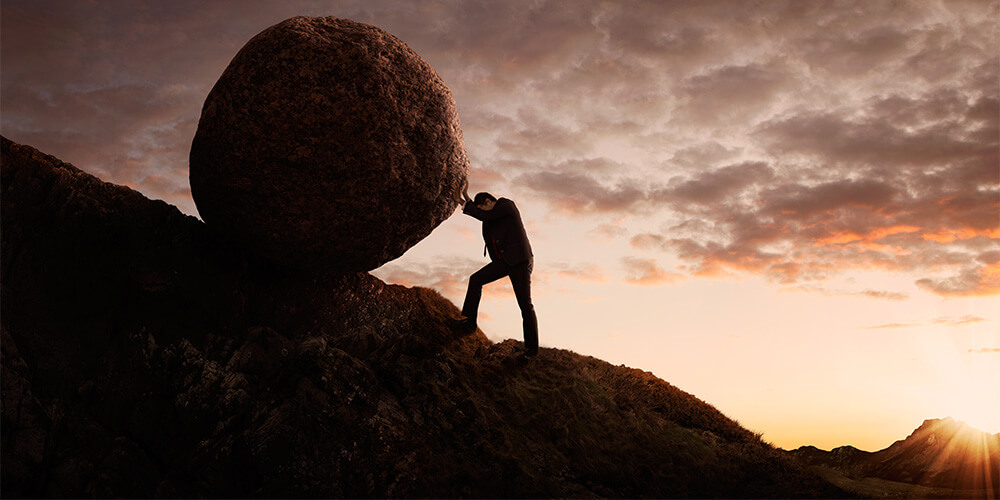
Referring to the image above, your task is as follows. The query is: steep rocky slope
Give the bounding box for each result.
[1,136,843,497]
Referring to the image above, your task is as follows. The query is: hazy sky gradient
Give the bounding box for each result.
[3,0,998,450]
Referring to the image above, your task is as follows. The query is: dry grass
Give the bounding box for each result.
[378,286,848,498]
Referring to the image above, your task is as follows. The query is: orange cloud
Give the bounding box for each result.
[916,263,1000,297]
[816,225,921,245]
[922,227,1000,243]
[860,315,987,329]
[817,231,864,245]
[622,257,685,286]
[554,264,610,284]
[782,285,909,301]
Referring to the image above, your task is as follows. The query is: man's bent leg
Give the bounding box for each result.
[461,261,509,322]
[509,259,538,354]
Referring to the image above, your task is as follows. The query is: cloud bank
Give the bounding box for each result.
[2,0,996,296]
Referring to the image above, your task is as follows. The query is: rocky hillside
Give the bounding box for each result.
[1,136,844,497]
[788,418,999,498]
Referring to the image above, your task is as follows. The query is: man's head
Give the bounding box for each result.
[474,192,497,210]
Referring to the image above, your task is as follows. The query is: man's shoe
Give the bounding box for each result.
[448,317,477,334]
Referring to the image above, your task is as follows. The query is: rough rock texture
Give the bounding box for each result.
[2,137,844,498]
[189,16,468,273]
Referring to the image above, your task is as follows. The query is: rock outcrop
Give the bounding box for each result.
[189,16,469,274]
[2,137,841,498]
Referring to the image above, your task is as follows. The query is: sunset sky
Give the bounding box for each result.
[2,0,998,451]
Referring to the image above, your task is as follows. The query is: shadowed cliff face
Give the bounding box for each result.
[1,137,843,498]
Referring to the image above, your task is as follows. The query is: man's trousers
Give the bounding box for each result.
[461,258,538,354]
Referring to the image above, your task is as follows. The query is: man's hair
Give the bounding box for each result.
[474,192,497,205]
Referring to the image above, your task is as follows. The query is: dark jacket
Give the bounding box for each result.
[463,198,533,266]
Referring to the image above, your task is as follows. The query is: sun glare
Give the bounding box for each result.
[946,391,1000,435]
[921,329,1000,437]
[920,418,1000,496]
[956,411,1000,436]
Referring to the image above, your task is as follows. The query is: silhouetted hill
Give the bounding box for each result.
[787,418,999,499]
[1,136,846,497]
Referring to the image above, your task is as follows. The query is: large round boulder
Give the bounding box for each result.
[190,16,468,273]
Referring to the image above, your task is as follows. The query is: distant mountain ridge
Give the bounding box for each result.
[787,418,999,498]
[1,137,844,498]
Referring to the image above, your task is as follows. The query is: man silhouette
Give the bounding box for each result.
[452,185,539,358]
